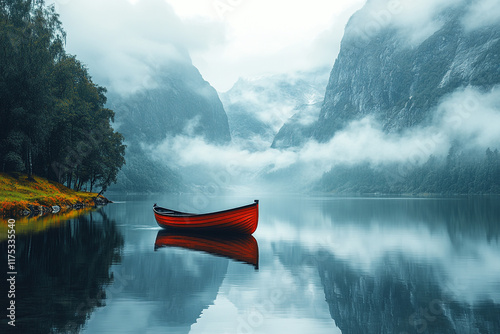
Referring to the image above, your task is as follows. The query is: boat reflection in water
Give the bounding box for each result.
[154,230,259,269]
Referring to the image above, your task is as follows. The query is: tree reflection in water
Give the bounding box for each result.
[0,210,124,333]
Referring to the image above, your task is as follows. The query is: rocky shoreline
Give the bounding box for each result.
[14,196,112,217]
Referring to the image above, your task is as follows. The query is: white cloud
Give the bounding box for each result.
[52,0,224,94]
[167,0,366,91]
[51,0,499,93]
[150,85,500,189]
[51,0,366,92]
[347,0,467,46]
[436,86,500,150]
[192,0,364,91]
[462,0,500,31]
[152,116,438,187]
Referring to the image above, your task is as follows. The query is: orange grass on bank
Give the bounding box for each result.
[0,172,107,216]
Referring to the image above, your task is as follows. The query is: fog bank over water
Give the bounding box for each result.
[148,86,500,191]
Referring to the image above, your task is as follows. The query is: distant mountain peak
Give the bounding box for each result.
[221,69,330,149]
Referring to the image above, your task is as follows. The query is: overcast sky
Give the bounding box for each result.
[52,0,366,92]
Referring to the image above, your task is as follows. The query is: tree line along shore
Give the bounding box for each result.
[0,172,110,217]
[1,1,126,196]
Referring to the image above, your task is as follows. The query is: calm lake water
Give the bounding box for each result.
[2,194,500,333]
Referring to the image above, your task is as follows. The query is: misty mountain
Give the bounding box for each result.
[111,61,230,145]
[220,69,329,149]
[274,0,500,146]
[104,0,500,195]
[271,102,322,149]
[108,60,231,192]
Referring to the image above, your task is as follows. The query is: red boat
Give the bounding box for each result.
[154,230,259,269]
[153,200,259,234]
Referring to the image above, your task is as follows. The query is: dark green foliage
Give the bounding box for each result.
[0,0,125,192]
[319,148,500,195]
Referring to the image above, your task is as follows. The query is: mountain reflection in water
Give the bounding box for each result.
[1,195,499,333]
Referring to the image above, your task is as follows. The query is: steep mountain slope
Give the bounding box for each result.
[112,61,230,146]
[315,1,500,141]
[274,1,500,146]
[108,60,231,192]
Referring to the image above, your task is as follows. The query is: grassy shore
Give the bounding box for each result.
[0,172,107,216]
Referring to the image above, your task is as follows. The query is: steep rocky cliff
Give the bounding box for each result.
[274,0,500,146]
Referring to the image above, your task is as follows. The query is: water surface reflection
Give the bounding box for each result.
[2,195,499,333]
[259,196,500,334]
[0,210,123,333]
